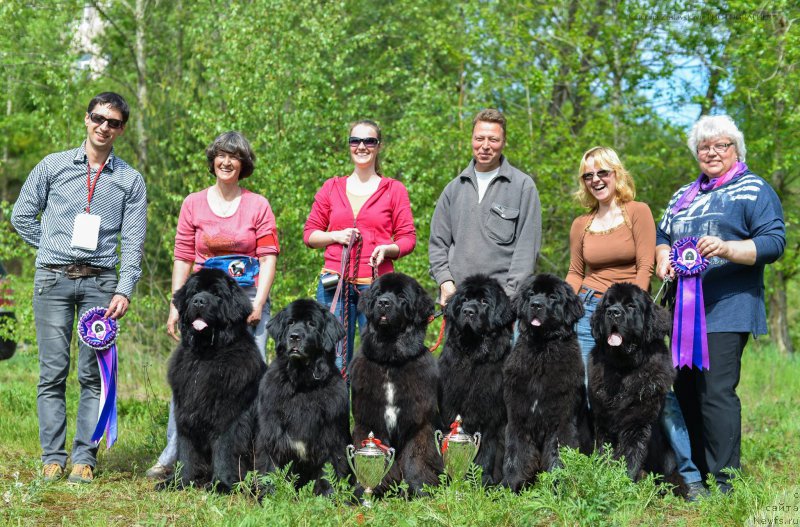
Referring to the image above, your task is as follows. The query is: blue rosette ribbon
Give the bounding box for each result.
[669,237,710,370]
[77,307,119,448]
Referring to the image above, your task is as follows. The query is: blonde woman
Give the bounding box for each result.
[565,146,706,500]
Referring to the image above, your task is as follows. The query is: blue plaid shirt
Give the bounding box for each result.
[11,142,148,298]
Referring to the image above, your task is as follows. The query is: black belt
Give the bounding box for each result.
[44,264,110,279]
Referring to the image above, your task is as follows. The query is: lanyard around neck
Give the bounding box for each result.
[85,159,107,213]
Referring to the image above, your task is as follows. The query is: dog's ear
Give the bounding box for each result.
[412,280,435,326]
[266,305,288,343]
[216,274,252,324]
[562,283,585,328]
[643,298,671,343]
[172,279,190,315]
[444,286,463,321]
[357,280,376,315]
[491,286,515,328]
[590,295,606,342]
[511,274,535,319]
[321,307,346,351]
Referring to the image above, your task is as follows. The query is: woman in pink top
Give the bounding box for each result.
[304,120,416,374]
[147,131,279,480]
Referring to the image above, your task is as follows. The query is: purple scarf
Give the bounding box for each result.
[671,161,748,214]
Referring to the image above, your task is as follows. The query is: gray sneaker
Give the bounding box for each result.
[145,463,174,480]
[685,481,710,502]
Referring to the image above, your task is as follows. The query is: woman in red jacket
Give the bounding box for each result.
[304,120,416,374]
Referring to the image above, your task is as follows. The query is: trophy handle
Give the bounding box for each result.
[472,431,482,454]
[382,447,396,481]
[434,429,444,455]
[346,444,357,479]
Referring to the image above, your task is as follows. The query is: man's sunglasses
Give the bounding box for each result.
[581,169,612,182]
[89,112,124,130]
[348,136,380,148]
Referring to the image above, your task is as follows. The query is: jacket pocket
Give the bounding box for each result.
[485,203,519,245]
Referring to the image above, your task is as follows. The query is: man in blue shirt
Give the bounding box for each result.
[11,92,147,484]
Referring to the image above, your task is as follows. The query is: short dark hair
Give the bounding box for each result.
[472,108,506,137]
[87,92,130,124]
[205,131,256,180]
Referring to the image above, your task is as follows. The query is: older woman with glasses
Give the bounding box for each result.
[304,120,416,376]
[655,115,785,494]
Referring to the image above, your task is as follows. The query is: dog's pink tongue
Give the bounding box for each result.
[531,318,542,327]
[608,333,623,347]
[192,319,208,331]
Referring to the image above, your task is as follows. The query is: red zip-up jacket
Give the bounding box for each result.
[303,176,416,279]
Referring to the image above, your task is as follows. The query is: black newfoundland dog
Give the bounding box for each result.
[255,299,350,495]
[589,282,677,482]
[438,274,514,484]
[163,268,266,492]
[502,273,589,492]
[350,272,443,496]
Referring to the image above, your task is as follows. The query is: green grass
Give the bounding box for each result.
[1,340,798,526]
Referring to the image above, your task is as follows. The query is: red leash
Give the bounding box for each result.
[427,308,446,352]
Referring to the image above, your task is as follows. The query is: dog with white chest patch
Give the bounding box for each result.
[349,273,443,496]
[255,299,350,495]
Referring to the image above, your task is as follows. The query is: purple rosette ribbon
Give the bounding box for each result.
[77,307,119,448]
[669,237,710,370]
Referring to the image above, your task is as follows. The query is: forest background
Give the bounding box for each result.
[0,0,798,356]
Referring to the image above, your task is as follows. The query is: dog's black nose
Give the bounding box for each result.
[377,297,391,310]
[530,300,544,311]
[607,305,624,318]
[192,297,206,308]
[462,305,476,317]
[288,332,301,343]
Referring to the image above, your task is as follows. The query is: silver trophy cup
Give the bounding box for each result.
[346,432,395,507]
[435,415,481,481]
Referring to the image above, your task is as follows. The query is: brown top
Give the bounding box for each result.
[566,200,655,294]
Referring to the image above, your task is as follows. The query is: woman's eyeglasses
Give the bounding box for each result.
[349,136,380,148]
[89,112,124,129]
[581,169,612,182]
[697,142,734,155]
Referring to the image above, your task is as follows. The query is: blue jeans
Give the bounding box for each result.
[316,274,369,374]
[575,286,701,484]
[575,289,600,387]
[157,285,269,467]
[32,267,117,468]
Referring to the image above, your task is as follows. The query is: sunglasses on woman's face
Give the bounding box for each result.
[348,136,380,148]
[581,169,612,182]
[89,112,124,129]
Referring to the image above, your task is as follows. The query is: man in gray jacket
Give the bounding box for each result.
[429,108,541,305]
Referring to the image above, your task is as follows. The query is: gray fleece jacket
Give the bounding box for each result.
[428,156,542,296]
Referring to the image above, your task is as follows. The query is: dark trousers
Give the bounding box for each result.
[674,332,748,488]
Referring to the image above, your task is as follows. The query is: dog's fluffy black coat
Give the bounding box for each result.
[502,273,588,491]
[589,282,677,482]
[255,299,350,495]
[438,274,514,484]
[164,268,266,492]
[350,272,443,495]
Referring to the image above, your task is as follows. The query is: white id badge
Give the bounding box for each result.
[70,213,101,251]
